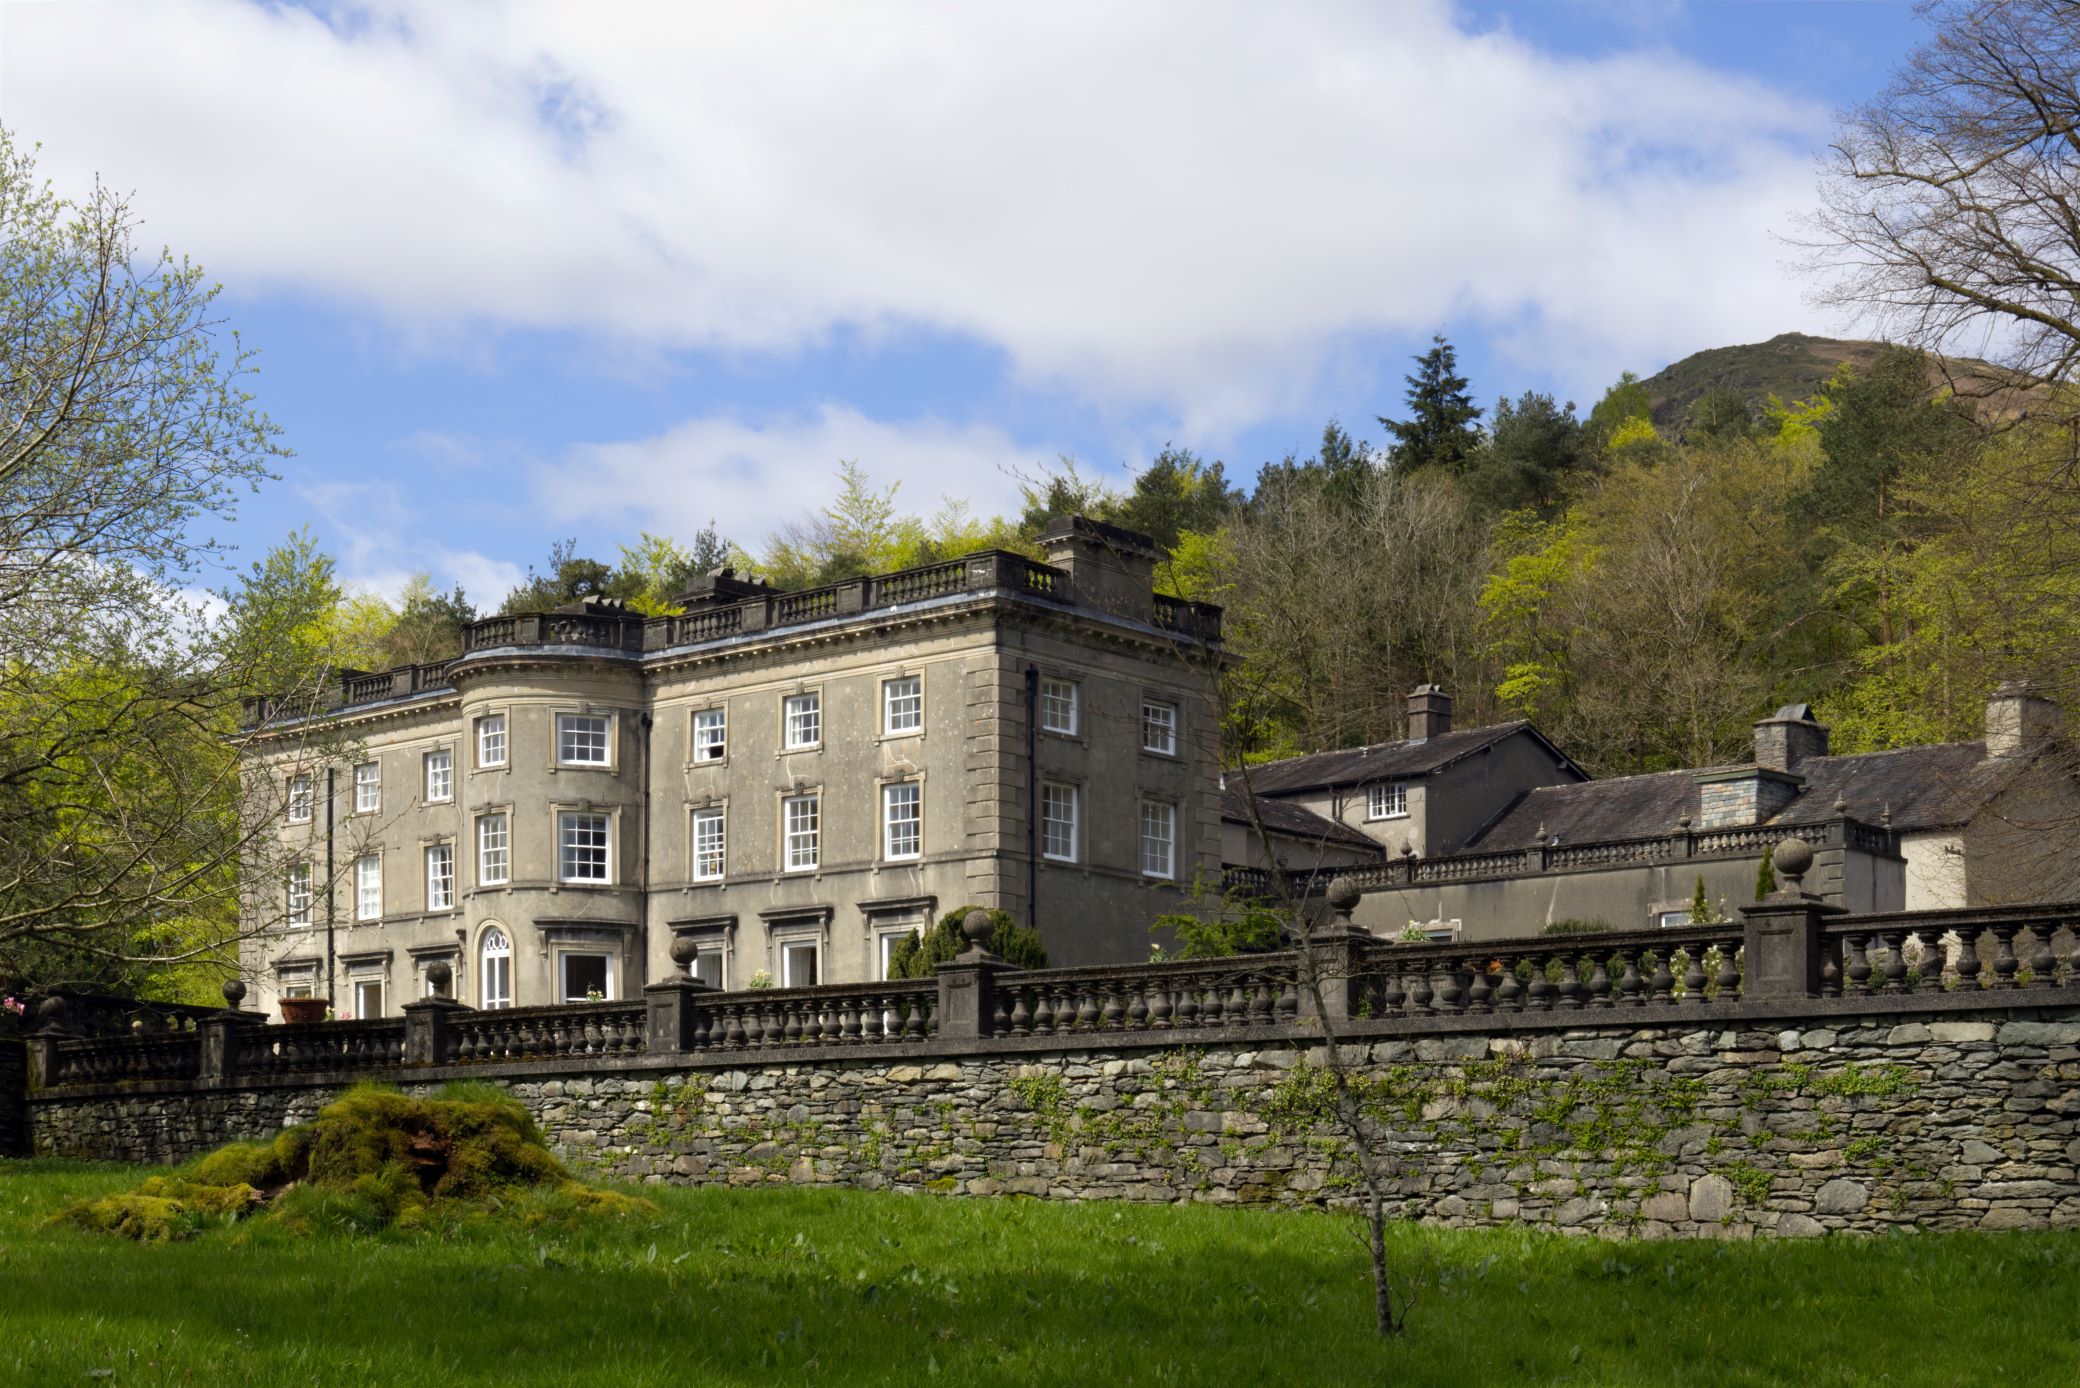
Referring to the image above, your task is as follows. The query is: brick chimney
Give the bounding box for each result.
[1753,704,1830,772]
[1985,680,2062,758]
[1040,515,1159,622]
[1407,685,1452,742]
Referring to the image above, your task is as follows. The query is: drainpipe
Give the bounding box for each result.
[324,766,337,1006]
[636,709,653,991]
[1024,663,1040,929]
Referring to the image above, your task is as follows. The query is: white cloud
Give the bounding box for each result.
[293,477,524,605]
[545,405,1052,546]
[2,0,1831,423]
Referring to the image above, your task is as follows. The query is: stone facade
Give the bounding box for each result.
[240,519,1225,1016]
[27,1004,2080,1238]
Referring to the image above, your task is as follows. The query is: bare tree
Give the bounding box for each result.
[1802,1,2080,413]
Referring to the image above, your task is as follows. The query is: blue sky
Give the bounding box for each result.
[0,0,1928,606]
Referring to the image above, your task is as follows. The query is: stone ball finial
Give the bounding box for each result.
[33,995,66,1030]
[1772,836,1814,890]
[670,933,701,976]
[1325,876,1361,917]
[222,978,247,1010]
[1833,794,1849,815]
[426,960,453,998]
[962,909,996,949]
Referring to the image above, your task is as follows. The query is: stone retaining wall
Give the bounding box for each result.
[26,1006,2080,1237]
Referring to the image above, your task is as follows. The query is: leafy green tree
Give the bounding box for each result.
[1016,458,1121,535]
[1465,391,1584,514]
[615,526,733,615]
[0,127,310,994]
[1584,371,1654,452]
[377,576,476,665]
[1111,447,1243,552]
[1380,334,1482,475]
[1756,846,1777,899]
[1252,420,1376,508]
[500,539,624,613]
[1687,389,1756,443]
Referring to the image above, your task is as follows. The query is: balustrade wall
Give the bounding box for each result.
[18,894,2080,1237]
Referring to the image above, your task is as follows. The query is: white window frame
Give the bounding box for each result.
[783,692,821,750]
[476,812,509,886]
[1039,677,1079,735]
[692,946,725,990]
[558,810,613,884]
[286,774,312,824]
[480,927,513,1009]
[876,930,910,982]
[1141,700,1178,756]
[475,714,507,769]
[692,707,727,763]
[1042,782,1079,863]
[558,951,616,1003]
[782,793,820,872]
[281,969,318,1000]
[691,807,727,882]
[555,713,611,767]
[1140,799,1177,880]
[286,863,312,928]
[882,675,922,736]
[424,747,453,803]
[355,853,382,922]
[882,781,922,861]
[353,761,381,814]
[350,976,385,1021]
[779,937,820,989]
[1366,782,1409,821]
[426,842,455,912]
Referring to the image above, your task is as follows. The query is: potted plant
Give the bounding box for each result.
[279,996,330,1024]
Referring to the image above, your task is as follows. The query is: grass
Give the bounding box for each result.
[1,1161,2076,1386]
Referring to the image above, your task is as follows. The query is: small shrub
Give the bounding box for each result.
[1542,918,1614,936]
[887,906,1048,978]
[1755,845,1777,899]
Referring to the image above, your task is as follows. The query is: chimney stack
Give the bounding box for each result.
[1407,685,1452,742]
[1039,515,1160,622]
[1985,681,2062,758]
[1753,703,1829,773]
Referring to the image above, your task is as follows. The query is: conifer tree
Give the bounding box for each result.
[1380,333,1482,475]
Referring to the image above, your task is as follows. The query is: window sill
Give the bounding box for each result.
[876,729,924,744]
[777,745,824,758]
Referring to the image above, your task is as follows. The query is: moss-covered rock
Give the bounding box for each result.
[55,1082,651,1241]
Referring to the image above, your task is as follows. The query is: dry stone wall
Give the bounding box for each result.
[25,1005,2080,1238]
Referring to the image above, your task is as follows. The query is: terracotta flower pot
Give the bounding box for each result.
[279,997,330,1024]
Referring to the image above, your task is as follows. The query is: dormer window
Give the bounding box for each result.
[1366,782,1408,821]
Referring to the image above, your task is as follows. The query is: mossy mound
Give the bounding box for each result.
[56,1082,653,1241]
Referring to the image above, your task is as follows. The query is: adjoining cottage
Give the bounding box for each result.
[1226,683,2080,941]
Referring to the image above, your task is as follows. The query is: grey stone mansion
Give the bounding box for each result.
[241,516,2079,1016]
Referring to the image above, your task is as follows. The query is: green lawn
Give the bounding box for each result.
[0,1161,2074,1387]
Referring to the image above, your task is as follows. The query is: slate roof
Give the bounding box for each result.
[1234,721,1574,796]
[1465,741,2025,849]
[1220,791,1383,853]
